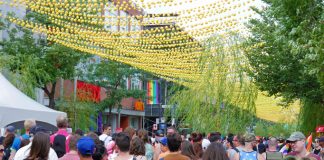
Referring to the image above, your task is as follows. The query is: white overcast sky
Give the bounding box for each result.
[133,0,265,40]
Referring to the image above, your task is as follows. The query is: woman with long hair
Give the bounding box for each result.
[2,133,15,160]
[202,142,229,160]
[130,137,147,160]
[24,132,51,160]
[137,129,153,160]
[181,140,198,160]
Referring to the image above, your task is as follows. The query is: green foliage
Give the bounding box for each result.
[245,0,324,132]
[254,120,296,138]
[0,12,89,108]
[170,33,257,134]
[56,100,97,132]
[85,60,145,112]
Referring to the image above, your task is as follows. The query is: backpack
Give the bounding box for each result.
[266,151,283,160]
[52,134,68,158]
[233,147,240,153]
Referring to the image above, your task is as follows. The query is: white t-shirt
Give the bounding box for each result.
[14,142,58,160]
[99,134,112,146]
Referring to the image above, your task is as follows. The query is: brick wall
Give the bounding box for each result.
[49,79,138,110]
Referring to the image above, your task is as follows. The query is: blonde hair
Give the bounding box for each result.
[24,119,36,131]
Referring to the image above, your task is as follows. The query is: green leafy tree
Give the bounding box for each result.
[0,12,88,109]
[85,60,145,113]
[170,33,257,133]
[245,0,324,132]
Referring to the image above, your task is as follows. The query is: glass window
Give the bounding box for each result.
[131,76,141,90]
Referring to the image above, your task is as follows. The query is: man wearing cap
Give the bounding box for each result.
[286,132,320,160]
[77,136,95,160]
[0,126,15,145]
[14,125,58,160]
[158,137,170,159]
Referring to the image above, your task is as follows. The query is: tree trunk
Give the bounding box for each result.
[42,81,57,109]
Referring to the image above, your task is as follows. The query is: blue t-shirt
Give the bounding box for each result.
[11,134,30,151]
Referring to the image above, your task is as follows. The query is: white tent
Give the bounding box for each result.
[0,74,66,129]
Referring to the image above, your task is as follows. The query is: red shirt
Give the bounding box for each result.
[50,129,70,153]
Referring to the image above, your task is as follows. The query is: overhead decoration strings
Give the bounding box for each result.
[0,0,258,84]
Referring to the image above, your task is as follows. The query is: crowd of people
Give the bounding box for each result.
[0,116,323,160]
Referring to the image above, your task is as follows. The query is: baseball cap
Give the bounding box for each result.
[77,136,95,155]
[159,137,168,146]
[287,132,306,142]
[202,139,211,151]
[6,126,15,133]
[318,136,324,143]
[156,130,164,137]
[29,125,47,135]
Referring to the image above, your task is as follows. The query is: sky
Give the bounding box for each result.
[133,0,265,40]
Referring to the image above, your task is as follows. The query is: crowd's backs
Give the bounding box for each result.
[0,117,323,160]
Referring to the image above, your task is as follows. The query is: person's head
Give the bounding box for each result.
[75,129,84,136]
[92,144,108,160]
[56,115,68,129]
[0,145,4,159]
[115,132,131,153]
[102,124,112,135]
[191,132,203,143]
[29,125,47,140]
[77,136,95,158]
[4,126,15,136]
[209,132,221,143]
[167,126,177,136]
[159,137,169,153]
[137,129,149,144]
[167,133,182,152]
[26,132,51,160]
[202,142,229,160]
[24,119,36,132]
[3,133,15,148]
[225,136,235,149]
[268,137,278,150]
[124,127,136,139]
[87,132,102,145]
[318,137,324,148]
[233,135,240,147]
[69,134,81,151]
[243,133,256,148]
[287,132,306,153]
[130,137,146,156]
[181,140,196,159]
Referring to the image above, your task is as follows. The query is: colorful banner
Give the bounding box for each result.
[147,80,159,104]
[77,80,101,103]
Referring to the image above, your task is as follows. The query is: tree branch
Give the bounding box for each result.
[42,85,50,97]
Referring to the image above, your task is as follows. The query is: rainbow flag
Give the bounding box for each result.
[147,80,159,104]
[305,134,312,151]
